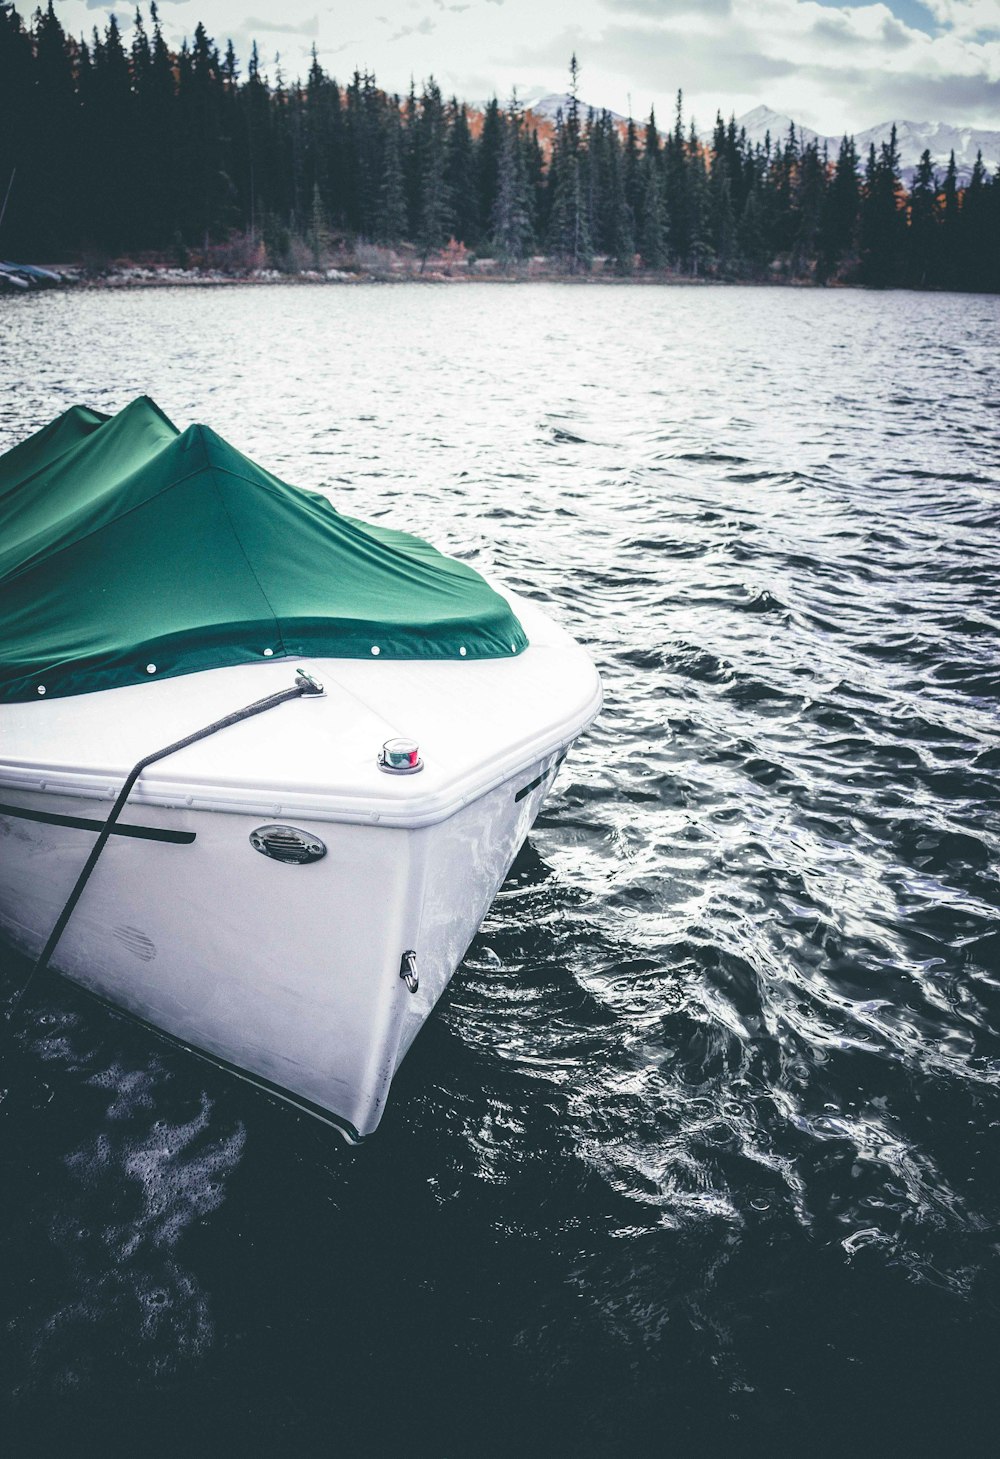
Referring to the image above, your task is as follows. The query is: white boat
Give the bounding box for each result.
[0,399,600,1141]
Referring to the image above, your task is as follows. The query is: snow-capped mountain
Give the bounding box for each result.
[517,95,998,187]
[732,105,998,186]
[733,104,824,152]
[520,92,629,126]
[851,119,998,186]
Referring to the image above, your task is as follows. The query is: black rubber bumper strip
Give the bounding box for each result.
[514,753,567,803]
[0,801,195,844]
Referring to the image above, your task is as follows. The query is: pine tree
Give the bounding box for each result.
[146,2,178,246]
[131,8,151,92]
[545,55,591,271]
[189,22,227,249]
[0,6,34,255]
[445,100,477,244]
[686,119,709,275]
[303,53,345,229]
[343,71,382,239]
[818,135,860,280]
[398,80,419,236]
[906,148,937,287]
[605,121,635,274]
[939,149,960,287]
[767,122,799,265]
[240,40,271,244]
[708,114,735,275]
[736,182,768,278]
[524,123,546,245]
[30,1,79,253]
[961,150,990,291]
[638,110,666,268]
[791,141,824,277]
[491,96,533,268]
[859,126,905,285]
[377,99,407,243]
[664,89,689,266]
[988,166,1000,292]
[581,107,602,255]
[416,78,450,265]
[477,96,503,245]
[89,14,135,250]
[587,110,617,256]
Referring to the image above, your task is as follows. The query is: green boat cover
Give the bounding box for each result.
[0,397,527,703]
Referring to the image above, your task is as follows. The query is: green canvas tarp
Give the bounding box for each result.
[0,397,527,703]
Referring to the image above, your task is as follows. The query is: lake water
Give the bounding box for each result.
[2,282,999,1455]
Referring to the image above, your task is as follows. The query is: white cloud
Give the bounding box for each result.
[53,0,1000,132]
[243,13,319,37]
[922,0,1000,36]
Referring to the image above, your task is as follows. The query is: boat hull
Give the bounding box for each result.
[0,748,565,1139]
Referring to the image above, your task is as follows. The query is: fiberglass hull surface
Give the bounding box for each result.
[0,754,562,1139]
[0,596,601,1138]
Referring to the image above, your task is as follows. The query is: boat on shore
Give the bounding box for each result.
[0,399,600,1140]
[0,260,63,291]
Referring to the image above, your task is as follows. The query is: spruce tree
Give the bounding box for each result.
[30,1,79,254]
[477,97,503,245]
[524,122,546,245]
[988,167,1000,292]
[377,99,407,243]
[401,81,421,236]
[445,100,477,244]
[939,149,960,287]
[708,114,736,276]
[906,148,937,287]
[767,122,799,263]
[859,127,905,285]
[736,183,768,278]
[686,118,710,275]
[188,22,227,250]
[818,136,860,280]
[638,110,666,268]
[147,3,178,246]
[545,55,592,272]
[664,90,689,265]
[588,110,617,256]
[791,141,824,277]
[416,78,450,265]
[491,97,533,268]
[239,40,271,244]
[623,114,642,227]
[961,150,990,291]
[89,14,135,250]
[0,6,34,255]
[605,122,635,274]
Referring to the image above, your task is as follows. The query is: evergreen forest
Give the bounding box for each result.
[1,3,997,291]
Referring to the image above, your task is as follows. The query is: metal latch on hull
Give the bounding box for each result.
[400,950,419,993]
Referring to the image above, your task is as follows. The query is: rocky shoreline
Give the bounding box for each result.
[2,253,807,291]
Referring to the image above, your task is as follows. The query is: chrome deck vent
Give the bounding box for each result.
[249,825,327,865]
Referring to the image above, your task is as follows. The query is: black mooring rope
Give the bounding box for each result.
[3,669,325,1027]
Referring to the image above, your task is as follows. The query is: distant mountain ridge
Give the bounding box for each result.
[735,104,999,187]
[518,93,999,188]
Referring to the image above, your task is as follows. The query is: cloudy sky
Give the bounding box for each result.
[56,0,999,134]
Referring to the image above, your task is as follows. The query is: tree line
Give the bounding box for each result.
[1,4,997,291]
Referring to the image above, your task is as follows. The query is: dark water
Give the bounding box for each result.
[2,284,1000,1456]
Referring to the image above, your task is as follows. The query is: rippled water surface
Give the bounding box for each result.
[2,284,1000,1455]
